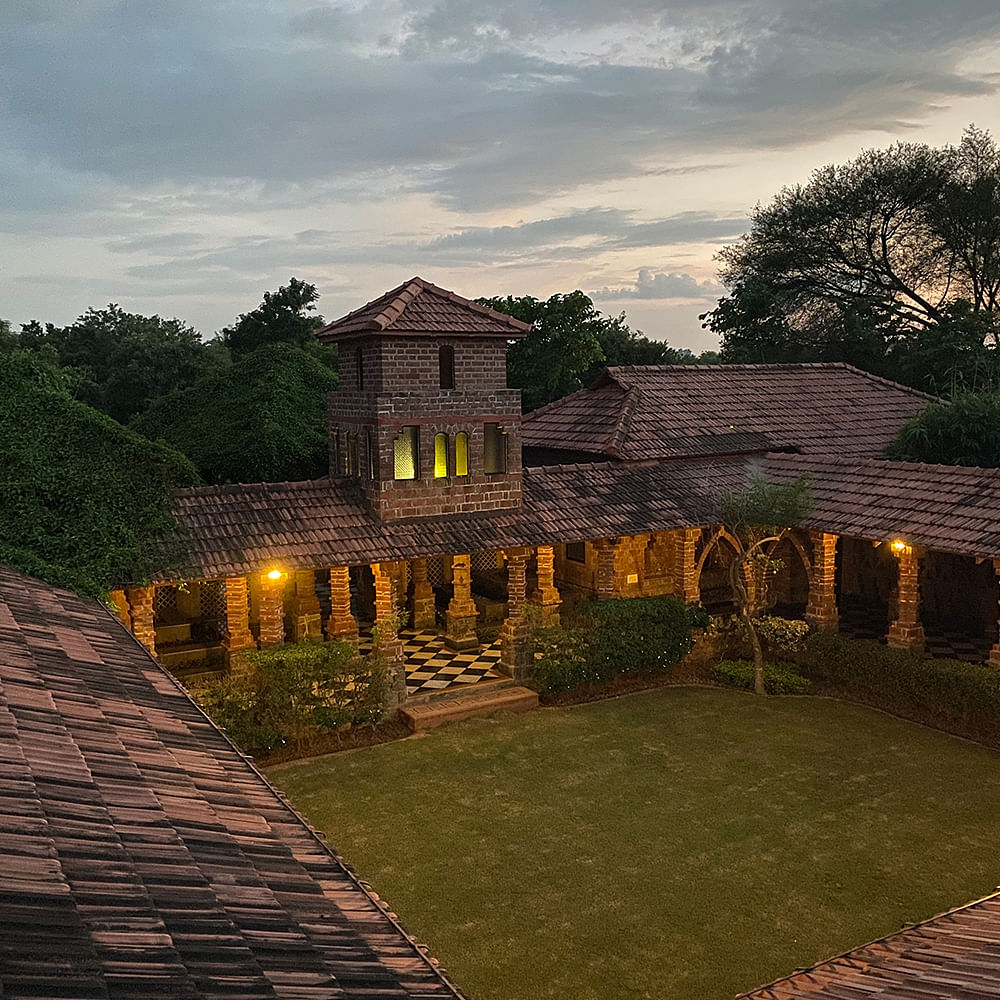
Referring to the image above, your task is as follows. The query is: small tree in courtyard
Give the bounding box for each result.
[716,475,812,695]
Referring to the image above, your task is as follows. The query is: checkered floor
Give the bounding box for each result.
[359,629,504,696]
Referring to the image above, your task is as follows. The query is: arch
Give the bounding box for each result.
[695,527,743,583]
[434,432,449,478]
[455,431,469,476]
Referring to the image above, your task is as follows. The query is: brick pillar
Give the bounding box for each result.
[446,553,478,650]
[372,561,407,709]
[223,576,256,672]
[108,589,131,629]
[326,566,359,647]
[888,547,925,654]
[535,545,561,626]
[675,528,702,603]
[411,558,436,630]
[500,547,532,677]
[989,559,1000,668]
[258,573,286,648]
[125,585,157,657]
[805,532,839,632]
[595,538,618,600]
[291,569,323,641]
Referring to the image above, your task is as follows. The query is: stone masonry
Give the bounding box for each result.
[411,558,436,629]
[805,532,840,631]
[326,566,359,646]
[887,546,925,653]
[371,561,407,709]
[125,585,156,657]
[500,547,532,676]
[446,553,478,649]
[258,574,286,647]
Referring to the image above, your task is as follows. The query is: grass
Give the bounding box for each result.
[267,688,1000,1000]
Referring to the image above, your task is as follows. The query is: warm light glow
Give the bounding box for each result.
[266,569,283,580]
[891,539,908,553]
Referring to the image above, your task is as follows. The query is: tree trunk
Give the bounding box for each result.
[745,610,766,696]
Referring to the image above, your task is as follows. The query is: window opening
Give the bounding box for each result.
[347,434,360,476]
[365,429,375,480]
[332,427,342,475]
[566,541,587,564]
[484,422,507,474]
[439,345,455,389]
[393,426,419,480]
[434,433,449,478]
[455,431,469,477]
[357,348,365,391]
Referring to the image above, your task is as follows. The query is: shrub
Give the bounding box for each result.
[711,659,811,695]
[190,640,388,757]
[804,632,1000,744]
[531,597,709,694]
[753,615,810,652]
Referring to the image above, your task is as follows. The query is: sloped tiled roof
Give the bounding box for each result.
[165,459,746,580]
[315,277,531,341]
[737,889,1000,1000]
[0,565,465,999]
[522,364,934,460]
[766,452,1000,560]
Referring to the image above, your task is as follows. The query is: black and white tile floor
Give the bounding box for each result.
[359,629,504,696]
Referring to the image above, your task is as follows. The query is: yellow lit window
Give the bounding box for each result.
[394,426,419,480]
[455,432,469,477]
[434,433,449,478]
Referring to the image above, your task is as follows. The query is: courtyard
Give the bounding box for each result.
[268,687,1000,1000]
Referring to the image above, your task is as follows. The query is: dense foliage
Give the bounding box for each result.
[710,659,810,695]
[221,277,328,359]
[804,632,1000,747]
[133,343,338,483]
[191,641,389,757]
[888,390,1000,467]
[0,351,198,596]
[703,127,1000,394]
[531,596,709,695]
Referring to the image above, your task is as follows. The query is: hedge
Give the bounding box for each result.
[804,632,1000,747]
[532,596,709,695]
[710,659,811,695]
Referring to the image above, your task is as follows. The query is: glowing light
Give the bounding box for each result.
[891,540,908,553]
[266,569,283,580]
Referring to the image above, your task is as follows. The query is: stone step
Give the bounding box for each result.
[400,685,539,732]
[405,676,516,706]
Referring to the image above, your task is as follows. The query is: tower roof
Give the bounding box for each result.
[315,277,532,342]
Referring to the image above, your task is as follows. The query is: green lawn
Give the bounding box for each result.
[267,689,1000,1000]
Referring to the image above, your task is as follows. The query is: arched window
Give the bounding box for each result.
[455,431,469,477]
[434,433,449,478]
[439,345,455,389]
[394,426,419,480]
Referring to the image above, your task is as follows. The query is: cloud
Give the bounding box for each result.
[595,268,724,301]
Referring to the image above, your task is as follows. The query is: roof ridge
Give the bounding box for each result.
[607,383,641,459]
[836,362,943,403]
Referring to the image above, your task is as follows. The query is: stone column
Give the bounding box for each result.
[326,566,359,647]
[258,573,286,648]
[888,546,925,654]
[988,559,1000,668]
[291,569,323,641]
[446,553,478,649]
[805,532,839,631]
[595,538,618,600]
[125,585,157,657]
[535,545,561,626]
[411,558,436,631]
[108,589,131,629]
[675,528,702,604]
[223,575,256,671]
[500,547,532,676]
[372,561,407,709]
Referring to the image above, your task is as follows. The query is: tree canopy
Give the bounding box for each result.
[222,277,327,358]
[479,290,688,411]
[133,343,339,484]
[888,390,1000,468]
[704,126,1000,394]
[0,351,198,596]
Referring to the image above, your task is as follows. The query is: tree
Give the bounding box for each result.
[222,278,326,358]
[703,127,1000,390]
[16,306,222,423]
[132,343,339,484]
[0,350,197,596]
[887,390,1000,468]
[716,475,813,695]
[480,290,684,411]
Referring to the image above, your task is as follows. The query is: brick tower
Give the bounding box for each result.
[316,277,531,520]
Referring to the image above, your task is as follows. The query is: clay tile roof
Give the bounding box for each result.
[765,453,1000,559]
[315,277,532,342]
[523,363,935,460]
[737,889,1000,999]
[0,565,465,1000]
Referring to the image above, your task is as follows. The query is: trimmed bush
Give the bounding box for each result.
[711,659,811,695]
[753,615,809,652]
[191,640,388,757]
[804,632,1000,745]
[531,596,709,695]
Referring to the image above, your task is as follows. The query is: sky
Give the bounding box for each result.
[2,1,999,352]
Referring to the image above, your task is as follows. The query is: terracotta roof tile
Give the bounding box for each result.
[0,566,465,999]
[523,364,935,460]
[315,277,531,341]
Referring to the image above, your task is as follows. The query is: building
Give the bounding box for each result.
[111,277,1000,703]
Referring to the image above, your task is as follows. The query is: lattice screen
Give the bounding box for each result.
[153,585,178,618]
[427,557,445,587]
[471,550,501,575]
[199,580,226,620]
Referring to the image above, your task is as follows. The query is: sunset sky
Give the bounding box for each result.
[3,1,999,351]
